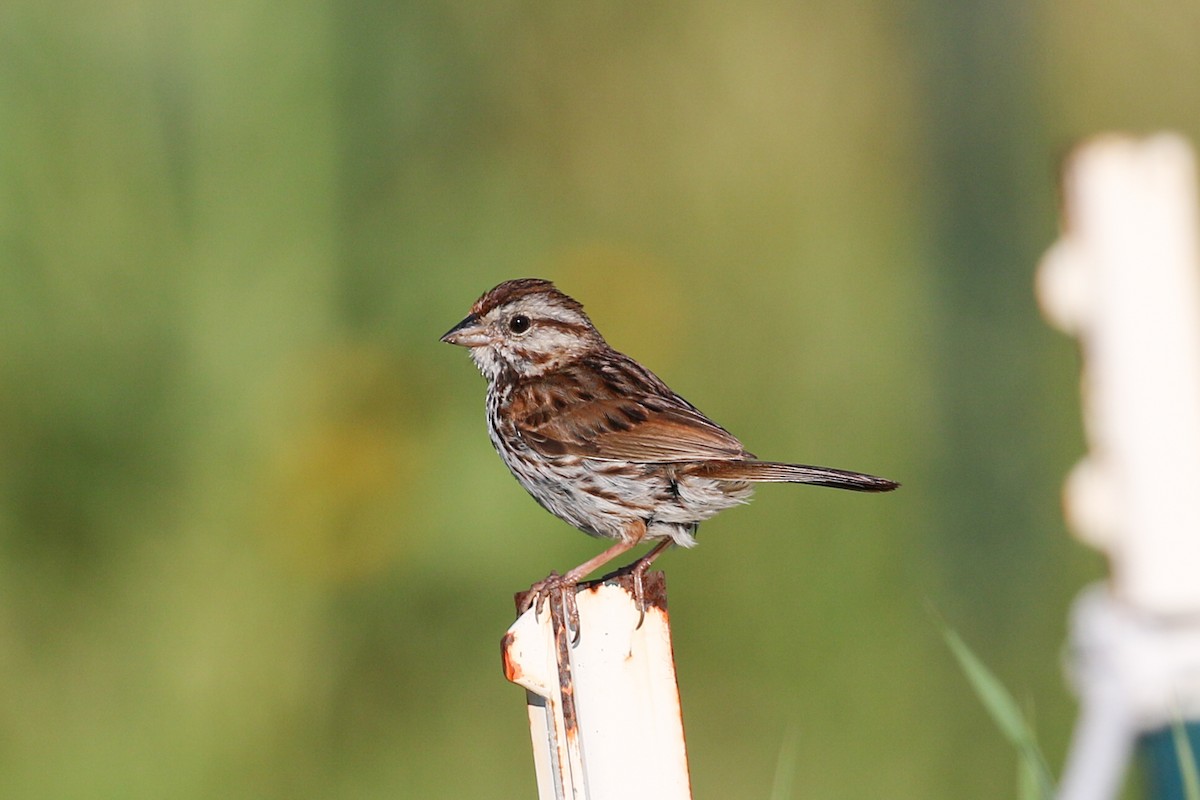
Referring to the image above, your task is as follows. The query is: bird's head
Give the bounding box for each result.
[441,278,604,381]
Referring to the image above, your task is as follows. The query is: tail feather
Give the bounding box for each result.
[698,460,899,492]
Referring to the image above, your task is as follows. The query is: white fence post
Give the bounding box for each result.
[502,572,693,800]
[1038,133,1200,800]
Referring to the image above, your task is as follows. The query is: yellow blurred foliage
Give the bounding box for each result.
[252,345,419,583]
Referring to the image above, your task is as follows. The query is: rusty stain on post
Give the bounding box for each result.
[553,595,580,740]
[500,632,520,683]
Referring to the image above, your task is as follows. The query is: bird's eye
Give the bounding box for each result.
[509,315,531,334]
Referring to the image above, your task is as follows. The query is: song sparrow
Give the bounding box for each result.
[442,278,897,619]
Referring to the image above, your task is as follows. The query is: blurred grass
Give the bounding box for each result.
[1174,719,1200,800]
[939,620,1055,799]
[1,0,1197,797]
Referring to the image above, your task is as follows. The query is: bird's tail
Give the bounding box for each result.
[697,460,899,492]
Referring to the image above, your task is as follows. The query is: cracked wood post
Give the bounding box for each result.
[501,571,692,800]
[1038,133,1200,800]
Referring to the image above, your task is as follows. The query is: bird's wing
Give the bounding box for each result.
[510,357,752,463]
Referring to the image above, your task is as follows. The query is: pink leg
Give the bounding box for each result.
[561,535,644,583]
[630,538,672,575]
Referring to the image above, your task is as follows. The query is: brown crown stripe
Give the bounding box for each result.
[473,278,587,319]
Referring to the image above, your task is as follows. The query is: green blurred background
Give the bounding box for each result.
[2,1,1196,797]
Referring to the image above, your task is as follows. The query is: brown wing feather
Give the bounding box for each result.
[510,355,752,463]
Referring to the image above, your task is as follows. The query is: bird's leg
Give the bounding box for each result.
[523,520,647,639]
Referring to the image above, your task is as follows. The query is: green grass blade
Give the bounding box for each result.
[768,723,800,800]
[1172,718,1200,800]
[939,623,1057,800]
[1018,699,1041,800]
[1018,755,1038,800]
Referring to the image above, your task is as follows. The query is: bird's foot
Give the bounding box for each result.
[609,557,654,630]
[522,571,581,641]
[614,540,672,630]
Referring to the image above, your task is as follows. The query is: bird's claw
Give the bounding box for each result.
[631,561,649,630]
[521,570,559,614]
[524,571,581,642]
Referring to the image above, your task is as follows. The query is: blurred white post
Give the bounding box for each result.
[1037,133,1200,800]
[502,572,693,800]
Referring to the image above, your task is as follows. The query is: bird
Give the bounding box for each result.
[442,278,897,623]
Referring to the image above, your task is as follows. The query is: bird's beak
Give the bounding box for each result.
[440,313,490,347]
